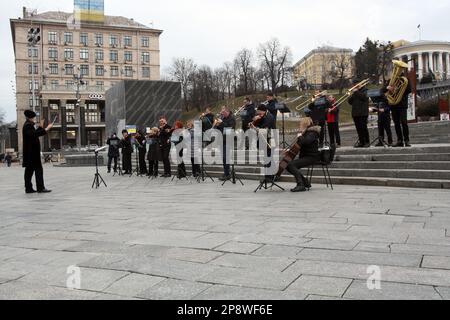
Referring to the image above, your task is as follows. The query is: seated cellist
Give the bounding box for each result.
[286,117,321,193]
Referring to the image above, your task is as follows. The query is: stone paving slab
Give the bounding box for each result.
[1,166,450,300]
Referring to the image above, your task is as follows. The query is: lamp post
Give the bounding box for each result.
[73,73,85,147]
[27,27,41,113]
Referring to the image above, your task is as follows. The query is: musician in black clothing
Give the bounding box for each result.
[214,106,237,181]
[348,81,370,148]
[187,121,201,177]
[240,97,256,132]
[106,133,120,173]
[388,76,412,147]
[286,117,321,193]
[135,131,148,175]
[266,93,278,129]
[120,130,133,174]
[306,91,331,146]
[372,88,393,147]
[146,127,160,177]
[159,117,172,177]
[200,107,215,132]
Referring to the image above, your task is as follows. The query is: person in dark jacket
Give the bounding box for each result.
[240,97,256,132]
[135,131,148,175]
[172,121,187,179]
[146,127,160,177]
[266,93,278,129]
[286,117,321,193]
[5,153,12,167]
[348,81,370,148]
[159,117,172,177]
[186,121,201,177]
[106,133,120,173]
[214,107,237,181]
[200,107,215,132]
[388,77,412,147]
[120,130,133,174]
[327,95,341,147]
[373,88,393,147]
[22,110,53,194]
[306,91,331,146]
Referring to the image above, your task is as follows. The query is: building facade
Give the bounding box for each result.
[293,46,354,89]
[10,6,162,153]
[392,40,450,81]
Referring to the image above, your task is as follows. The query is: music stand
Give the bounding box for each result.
[197,137,215,183]
[130,145,142,177]
[92,151,107,189]
[112,156,123,176]
[367,89,389,148]
[276,103,291,149]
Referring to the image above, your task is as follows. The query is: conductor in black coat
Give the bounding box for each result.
[120,130,133,174]
[22,110,53,194]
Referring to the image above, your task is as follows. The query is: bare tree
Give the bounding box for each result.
[257,38,292,94]
[167,57,197,111]
[234,48,253,95]
[328,50,353,94]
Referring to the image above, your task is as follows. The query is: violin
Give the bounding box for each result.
[249,113,265,129]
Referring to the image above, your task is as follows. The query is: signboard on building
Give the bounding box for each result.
[407,94,416,121]
[125,125,137,134]
[88,93,104,100]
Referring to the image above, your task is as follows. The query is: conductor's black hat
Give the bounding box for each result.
[24,110,36,119]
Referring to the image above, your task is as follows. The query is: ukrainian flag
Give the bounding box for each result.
[74,0,105,23]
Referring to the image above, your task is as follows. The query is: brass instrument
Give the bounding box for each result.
[234,103,247,117]
[334,79,371,108]
[295,90,328,111]
[387,60,409,106]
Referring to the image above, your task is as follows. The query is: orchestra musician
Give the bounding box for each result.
[327,95,341,147]
[186,121,201,178]
[200,107,215,132]
[388,75,412,147]
[146,127,160,178]
[348,79,370,148]
[159,117,172,178]
[120,129,133,175]
[135,130,148,175]
[106,133,120,174]
[214,106,236,181]
[173,120,187,179]
[286,117,321,193]
[265,93,278,129]
[373,87,393,147]
[306,90,331,147]
[240,97,256,132]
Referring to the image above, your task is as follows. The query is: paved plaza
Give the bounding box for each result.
[1,164,450,300]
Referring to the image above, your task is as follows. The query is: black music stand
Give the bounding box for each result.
[276,103,291,149]
[130,145,142,177]
[113,157,123,176]
[197,137,215,183]
[92,151,107,189]
[367,89,389,148]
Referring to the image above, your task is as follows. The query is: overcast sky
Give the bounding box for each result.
[1,0,449,122]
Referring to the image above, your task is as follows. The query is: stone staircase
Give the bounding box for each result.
[170,144,450,189]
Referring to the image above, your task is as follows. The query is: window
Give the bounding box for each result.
[50,80,59,89]
[80,65,89,76]
[124,51,132,62]
[142,67,150,78]
[110,50,118,62]
[110,66,119,77]
[80,33,89,46]
[80,49,89,60]
[48,48,58,59]
[124,66,133,77]
[65,64,74,75]
[49,63,59,75]
[96,81,104,90]
[110,35,118,47]
[85,104,100,123]
[64,32,73,44]
[66,103,76,124]
[49,103,59,124]
[95,65,104,76]
[95,34,103,46]
[64,48,74,60]
[29,96,39,108]
[124,36,132,47]
[48,32,58,44]
[141,52,150,64]
[29,80,39,91]
[65,80,75,89]
[95,49,104,61]
[28,48,38,58]
[28,63,38,74]
[141,37,149,47]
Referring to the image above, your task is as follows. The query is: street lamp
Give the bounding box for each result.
[27,27,41,113]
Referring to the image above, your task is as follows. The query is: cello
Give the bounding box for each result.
[274,130,306,178]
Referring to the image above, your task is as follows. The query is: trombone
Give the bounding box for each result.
[333,78,370,108]
[295,90,327,111]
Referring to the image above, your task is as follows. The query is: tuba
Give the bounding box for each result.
[387,60,409,106]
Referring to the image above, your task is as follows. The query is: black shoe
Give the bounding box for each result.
[301,176,311,189]
[26,189,37,194]
[405,141,412,147]
[393,141,404,148]
[375,141,384,147]
[219,175,231,181]
[38,189,52,193]
[362,143,370,148]
[354,143,364,148]
[291,184,307,193]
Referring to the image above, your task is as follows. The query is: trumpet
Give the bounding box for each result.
[234,103,247,117]
[295,90,327,111]
[333,78,370,108]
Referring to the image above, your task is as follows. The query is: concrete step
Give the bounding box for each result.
[331,161,450,170]
[335,144,450,156]
[335,153,450,162]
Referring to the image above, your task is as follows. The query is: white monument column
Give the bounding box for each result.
[446,52,450,79]
[428,52,433,73]
[438,52,444,80]
[407,54,413,70]
[418,52,424,79]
